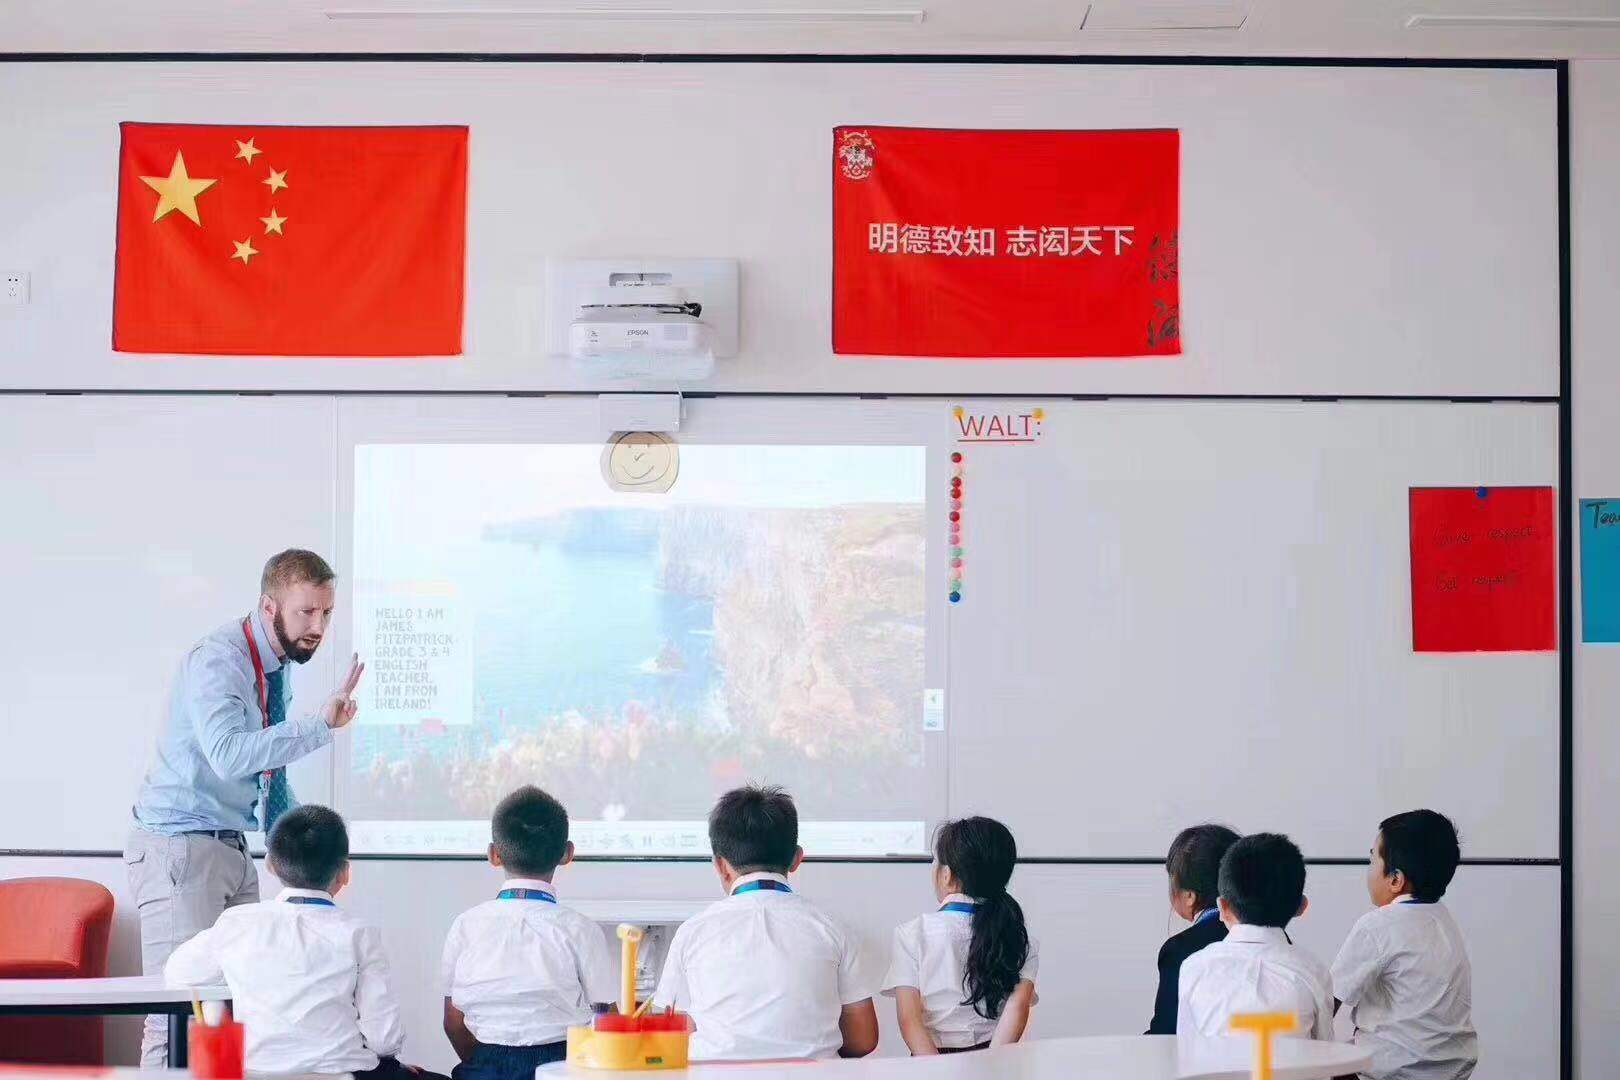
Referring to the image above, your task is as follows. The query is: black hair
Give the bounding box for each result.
[1217,832,1306,928]
[1378,809,1461,902]
[267,805,349,891]
[1166,823,1240,915]
[492,786,571,878]
[708,785,798,873]
[935,817,1030,1021]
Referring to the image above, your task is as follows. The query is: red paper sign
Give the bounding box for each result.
[832,126,1179,358]
[114,122,467,356]
[1408,486,1557,652]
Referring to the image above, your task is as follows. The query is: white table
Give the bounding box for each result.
[542,1035,1370,1079]
[570,899,711,925]
[0,976,231,1069]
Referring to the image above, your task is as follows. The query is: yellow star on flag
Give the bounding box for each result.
[263,168,289,193]
[234,138,262,163]
[140,152,218,226]
[231,238,259,265]
[261,209,287,236]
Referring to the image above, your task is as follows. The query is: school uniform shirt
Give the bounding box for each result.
[164,888,405,1075]
[1177,924,1335,1042]
[441,878,619,1047]
[651,872,874,1061]
[1330,897,1478,1080]
[1146,908,1228,1035]
[880,893,1040,1049]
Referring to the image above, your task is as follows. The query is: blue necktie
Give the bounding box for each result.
[261,666,296,834]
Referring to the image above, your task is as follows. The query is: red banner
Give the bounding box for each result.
[1408,486,1557,652]
[832,127,1179,359]
[114,122,467,357]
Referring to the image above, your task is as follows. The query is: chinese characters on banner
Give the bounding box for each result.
[832,127,1180,358]
[1408,486,1557,653]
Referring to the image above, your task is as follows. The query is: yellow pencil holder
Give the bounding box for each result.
[566,924,692,1071]
[565,1026,690,1071]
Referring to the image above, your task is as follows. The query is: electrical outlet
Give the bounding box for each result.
[1,272,28,306]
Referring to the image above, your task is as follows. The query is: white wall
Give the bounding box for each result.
[1571,58,1620,1080]
[0,61,1557,396]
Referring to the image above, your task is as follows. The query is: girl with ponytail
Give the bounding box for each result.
[880,817,1038,1054]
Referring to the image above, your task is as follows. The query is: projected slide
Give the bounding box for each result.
[344,443,931,856]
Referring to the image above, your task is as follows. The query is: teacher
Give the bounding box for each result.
[125,549,365,1066]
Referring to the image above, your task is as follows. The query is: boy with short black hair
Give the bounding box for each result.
[1147,823,1240,1034]
[1177,832,1334,1041]
[652,785,879,1061]
[1331,810,1478,1080]
[441,786,617,1080]
[166,806,437,1080]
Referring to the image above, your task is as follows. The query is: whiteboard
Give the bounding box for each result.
[0,394,339,851]
[0,394,1557,861]
[946,400,1560,858]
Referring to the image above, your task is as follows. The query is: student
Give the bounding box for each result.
[882,816,1038,1054]
[1177,832,1334,1041]
[1147,823,1240,1035]
[441,786,618,1080]
[165,806,440,1080]
[652,785,879,1061]
[1331,810,1478,1080]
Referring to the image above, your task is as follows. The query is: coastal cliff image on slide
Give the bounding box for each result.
[348,443,927,827]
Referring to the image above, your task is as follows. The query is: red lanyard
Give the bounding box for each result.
[243,617,275,786]
[242,617,270,725]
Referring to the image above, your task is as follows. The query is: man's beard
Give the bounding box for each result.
[273,608,320,665]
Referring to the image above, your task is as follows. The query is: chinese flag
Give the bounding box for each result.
[833,126,1179,358]
[113,122,467,356]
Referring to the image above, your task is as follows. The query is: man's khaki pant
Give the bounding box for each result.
[123,827,259,1067]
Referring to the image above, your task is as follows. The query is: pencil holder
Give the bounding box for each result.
[189,1016,245,1080]
[566,924,691,1071]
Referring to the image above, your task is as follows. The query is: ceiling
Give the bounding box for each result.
[4,0,1620,58]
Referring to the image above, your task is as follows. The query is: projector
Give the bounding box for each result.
[568,283,716,380]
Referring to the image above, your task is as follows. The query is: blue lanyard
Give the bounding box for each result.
[498,888,557,903]
[1396,897,1438,906]
[284,896,335,907]
[1194,907,1222,925]
[732,880,792,896]
[940,901,978,915]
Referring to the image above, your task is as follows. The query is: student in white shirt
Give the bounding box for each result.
[165,806,442,1080]
[441,786,618,1080]
[882,816,1038,1054]
[1331,810,1478,1080]
[652,785,879,1062]
[1178,832,1335,1042]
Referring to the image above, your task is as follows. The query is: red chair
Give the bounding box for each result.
[0,877,116,1065]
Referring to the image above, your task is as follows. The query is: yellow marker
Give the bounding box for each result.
[953,406,964,418]
[616,924,644,1017]
[191,993,205,1025]
[1229,1012,1298,1080]
[1032,407,1045,421]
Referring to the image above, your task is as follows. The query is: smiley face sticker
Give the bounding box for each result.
[602,431,679,494]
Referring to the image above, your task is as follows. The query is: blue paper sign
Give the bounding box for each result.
[1580,498,1620,643]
